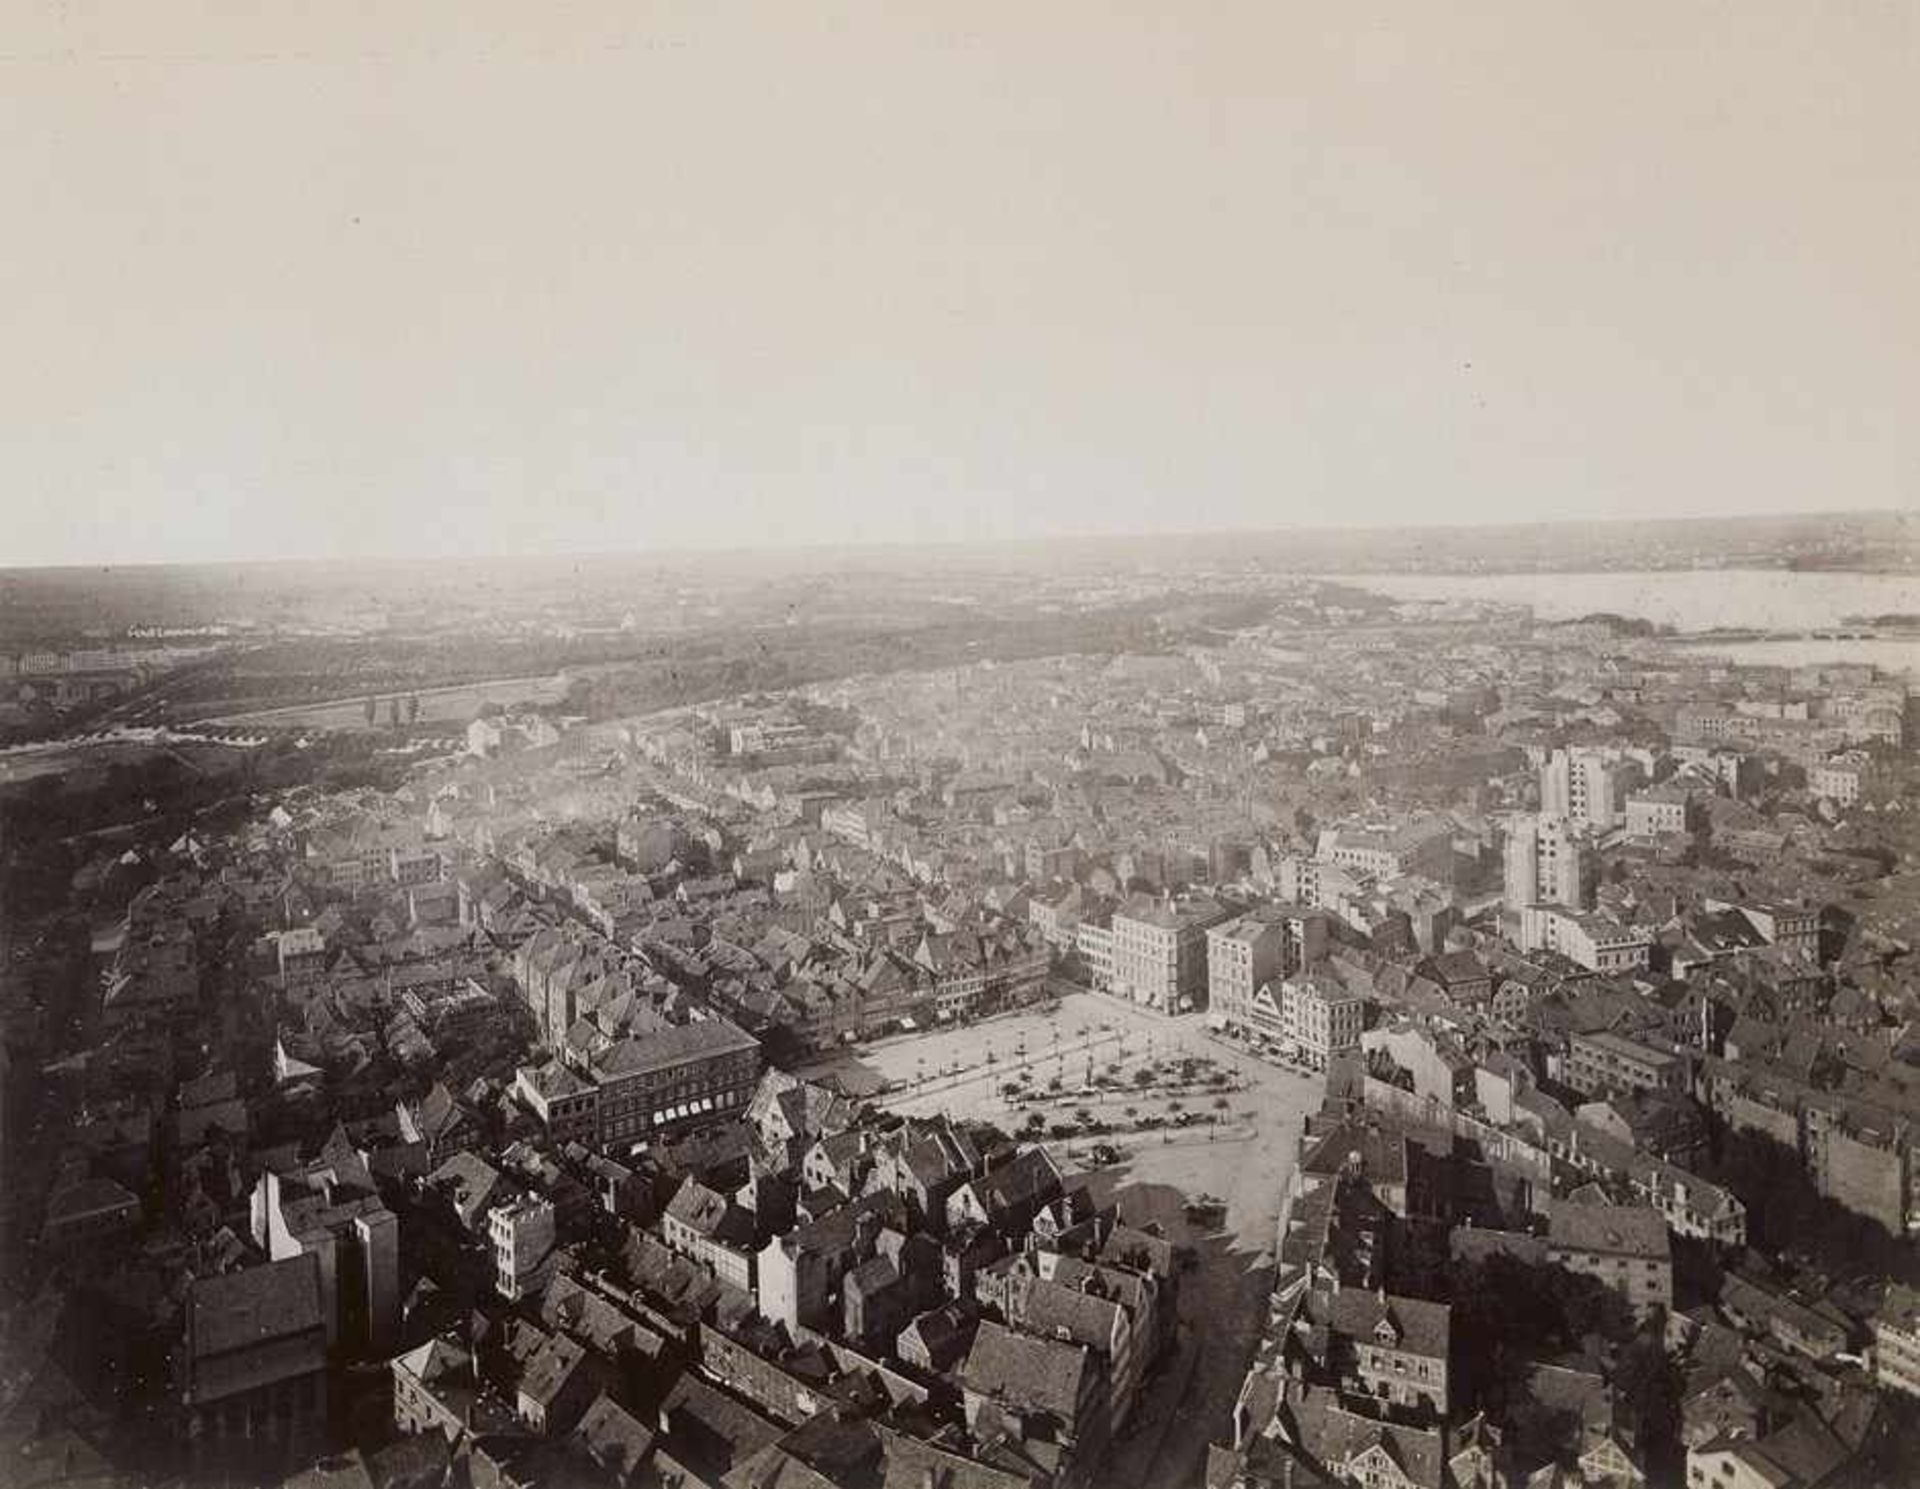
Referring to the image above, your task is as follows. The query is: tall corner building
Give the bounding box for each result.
[1503,813,1593,911]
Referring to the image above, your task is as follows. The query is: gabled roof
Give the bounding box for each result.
[426,1150,502,1227]
[1016,1276,1123,1353]
[1325,1290,1450,1361]
[665,1178,750,1245]
[188,1254,323,1359]
[518,1330,588,1409]
[962,1147,1062,1218]
[961,1319,1092,1424]
[1548,1201,1669,1260]
[574,1393,656,1482]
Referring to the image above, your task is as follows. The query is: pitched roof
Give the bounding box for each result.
[961,1319,1093,1424]
[426,1149,502,1227]
[594,1018,760,1079]
[188,1254,324,1358]
[1325,1290,1451,1360]
[1016,1277,1123,1353]
[518,1330,588,1409]
[574,1393,656,1482]
[1548,1201,1670,1260]
[964,1147,1062,1217]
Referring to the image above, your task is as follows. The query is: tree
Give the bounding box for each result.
[407,693,421,723]
[1614,1331,1684,1482]
[363,695,376,725]
[1134,1068,1156,1089]
[1212,1096,1230,1111]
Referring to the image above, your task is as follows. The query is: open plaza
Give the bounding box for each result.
[797,989,1326,1488]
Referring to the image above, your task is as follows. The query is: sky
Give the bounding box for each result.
[4,1,1915,566]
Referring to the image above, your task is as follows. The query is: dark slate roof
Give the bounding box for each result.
[188,1254,324,1359]
[574,1392,656,1481]
[1325,1290,1450,1361]
[961,1319,1091,1424]
[967,1147,1062,1216]
[595,1018,760,1079]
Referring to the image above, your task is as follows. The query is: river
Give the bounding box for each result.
[1325,569,1920,673]
[1325,568,1916,631]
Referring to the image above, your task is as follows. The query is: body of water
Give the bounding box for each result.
[1328,568,1918,634]
[1322,568,1920,675]
[1673,637,1920,676]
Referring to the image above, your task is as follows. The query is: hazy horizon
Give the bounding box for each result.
[1,507,1913,580]
[7,2,1915,566]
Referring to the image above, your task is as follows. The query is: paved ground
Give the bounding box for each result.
[1084,1062,1320,1488]
[801,992,1324,1487]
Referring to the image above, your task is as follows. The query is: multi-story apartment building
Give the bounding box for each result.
[390,840,445,887]
[1547,1203,1672,1318]
[1278,972,1365,1071]
[1729,899,1822,960]
[1520,905,1652,973]
[961,1321,1110,1489]
[912,929,1050,1023]
[1028,882,1088,950]
[1705,1058,1919,1235]
[587,1019,762,1149]
[1206,906,1324,1026]
[1625,784,1692,838]
[1802,1098,1911,1237]
[1321,816,1455,883]
[1205,913,1282,1028]
[1541,748,1640,832]
[513,1060,600,1146]
[661,1178,756,1291]
[1503,814,1593,910]
[1325,1290,1452,1417]
[1810,758,1866,807]
[1676,709,1850,768]
[1565,1031,1687,1101]
[491,1195,558,1301]
[390,1337,477,1442]
[1872,1284,1920,1399]
[1207,917,1278,1028]
[821,799,891,853]
[1109,893,1231,1012]
[1000,1257,1157,1433]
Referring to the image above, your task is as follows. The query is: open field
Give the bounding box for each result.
[193,672,568,730]
[0,735,249,789]
[800,991,1322,1486]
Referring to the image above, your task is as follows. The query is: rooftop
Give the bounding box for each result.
[1548,1202,1670,1261]
[188,1254,324,1359]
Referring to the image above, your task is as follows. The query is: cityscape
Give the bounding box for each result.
[1,524,1918,1489]
[7,5,1916,1488]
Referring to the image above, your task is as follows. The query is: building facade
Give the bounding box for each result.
[1109,895,1230,1012]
